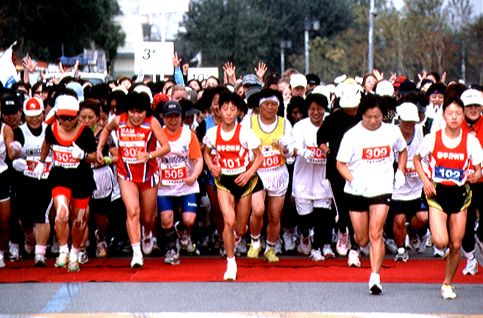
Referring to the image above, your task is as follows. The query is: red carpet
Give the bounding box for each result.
[0,257,482,283]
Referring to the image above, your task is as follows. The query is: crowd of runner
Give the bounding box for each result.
[1,54,483,299]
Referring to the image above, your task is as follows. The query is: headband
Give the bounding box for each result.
[259,96,280,106]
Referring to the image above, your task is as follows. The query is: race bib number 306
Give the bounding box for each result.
[362,145,390,160]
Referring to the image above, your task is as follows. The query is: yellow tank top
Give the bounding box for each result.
[251,115,286,169]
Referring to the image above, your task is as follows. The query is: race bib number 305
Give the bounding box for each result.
[362,145,390,160]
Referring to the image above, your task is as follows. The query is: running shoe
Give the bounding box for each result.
[50,236,60,254]
[385,238,398,254]
[34,254,46,267]
[55,252,69,268]
[322,244,335,258]
[406,225,420,251]
[78,248,89,265]
[297,236,312,256]
[418,231,431,254]
[369,275,383,295]
[282,228,295,251]
[310,248,325,261]
[462,258,478,275]
[142,231,154,255]
[247,242,262,259]
[24,238,35,255]
[68,258,80,272]
[360,244,370,256]
[264,248,279,263]
[441,284,456,299]
[185,236,197,253]
[175,221,190,249]
[274,237,283,255]
[95,230,108,258]
[131,252,144,268]
[9,243,21,262]
[238,237,248,255]
[348,249,361,267]
[395,247,409,262]
[476,236,483,263]
[0,252,5,268]
[223,261,237,281]
[164,248,180,265]
[433,246,446,258]
[336,228,349,256]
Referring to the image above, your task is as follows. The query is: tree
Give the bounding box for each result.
[0,0,125,64]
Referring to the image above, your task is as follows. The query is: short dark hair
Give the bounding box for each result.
[357,93,387,117]
[286,96,306,125]
[125,92,152,117]
[305,93,328,110]
[219,92,245,110]
[79,99,100,117]
[442,96,464,113]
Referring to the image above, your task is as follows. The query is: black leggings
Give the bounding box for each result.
[298,208,334,249]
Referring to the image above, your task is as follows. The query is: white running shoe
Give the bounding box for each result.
[175,221,190,248]
[385,238,398,254]
[462,258,478,275]
[95,230,108,258]
[433,246,446,258]
[418,231,431,254]
[35,254,46,267]
[441,284,456,299]
[310,248,325,261]
[0,252,5,268]
[142,231,154,255]
[283,228,295,251]
[164,248,180,265]
[360,243,370,256]
[24,238,35,255]
[298,236,312,255]
[395,247,409,262]
[131,252,144,268]
[223,261,237,280]
[369,275,383,295]
[476,237,483,266]
[323,244,335,258]
[78,248,89,265]
[348,249,361,267]
[336,228,349,256]
[274,237,283,255]
[9,243,21,262]
[55,252,69,268]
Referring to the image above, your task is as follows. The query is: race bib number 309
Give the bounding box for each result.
[362,145,390,160]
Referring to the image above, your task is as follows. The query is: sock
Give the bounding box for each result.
[59,244,69,254]
[132,242,142,255]
[35,245,47,256]
[464,250,475,260]
[227,256,236,265]
[70,247,79,261]
[265,241,276,253]
[370,272,380,282]
[251,234,261,242]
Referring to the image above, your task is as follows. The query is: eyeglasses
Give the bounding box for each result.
[58,115,77,122]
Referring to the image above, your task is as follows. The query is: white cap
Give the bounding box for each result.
[311,85,332,106]
[461,89,483,107]
[134,85,153,104]
[334,74,347,84]
[112,86,128,95]
[66,82,84,103]
[336,83,362,108]
[397,102,420,122]
[23,97,44,117]
[55,95,79,117]
[290,74,307,88]
[375,80,394,97]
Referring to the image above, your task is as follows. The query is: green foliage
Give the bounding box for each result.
[0,0,125,63]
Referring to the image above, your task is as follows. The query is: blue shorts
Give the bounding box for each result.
[157,193,197,214]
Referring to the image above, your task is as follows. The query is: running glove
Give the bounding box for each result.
[394,169,406,189]
[279,135,290,152]
[300,149,315,160]
[71,142,85,160]
[9,141,23,156]
[351,177,367,195]
[33,161,46,180]
[12,158,28,172]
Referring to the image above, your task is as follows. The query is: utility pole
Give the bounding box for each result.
[368,0,375,73]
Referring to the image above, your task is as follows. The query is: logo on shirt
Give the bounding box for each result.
[436,152,465,161]
[217,144,241,152]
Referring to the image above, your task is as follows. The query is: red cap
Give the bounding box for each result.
[393,76,408,88]
[23,97,44,117]
[152,93,170,109]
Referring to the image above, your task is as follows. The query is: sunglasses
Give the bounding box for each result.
[58,115,77,122]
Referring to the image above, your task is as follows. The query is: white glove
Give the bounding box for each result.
[300,149,315,160]
[279,135,290,152]
[71,142,85,160]
[12,158,28,172]
[395,169,406,189]
[33,161,46,180]
[351,177,367,195]
[9,141,23,156]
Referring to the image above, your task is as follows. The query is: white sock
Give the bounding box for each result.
[59,244,69,254]
[227,257,236,267]
[35,245,47,256]
[70,247,79,261]
[370,272,380,282]
[464,250,476,260]
[252,240,260,250]
[132,242,142,255]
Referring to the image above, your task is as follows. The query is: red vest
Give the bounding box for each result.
[215,123,249,176]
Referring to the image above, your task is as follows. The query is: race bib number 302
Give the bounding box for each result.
[52,145,79,169]
[362,145,390,160]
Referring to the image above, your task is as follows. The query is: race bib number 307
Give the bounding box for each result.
[362,145,390,160]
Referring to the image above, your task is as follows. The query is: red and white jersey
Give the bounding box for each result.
[216,123,250,176]
[117,113,158,182]
[157,126,201,196]
[292,118,332,201]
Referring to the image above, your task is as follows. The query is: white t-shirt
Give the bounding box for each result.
[292,118,333,200]
[203,122,261,152]
[337,121,407,197]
